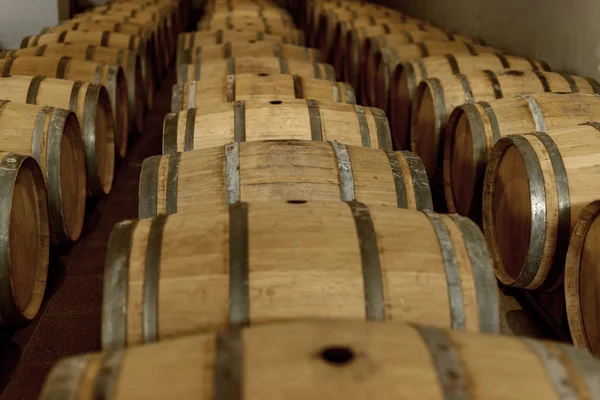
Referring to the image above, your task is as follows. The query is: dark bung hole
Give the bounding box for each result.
[258,73,269,77]
[270,100,283,105]
[320,346,355,366]
[287,200,307,204]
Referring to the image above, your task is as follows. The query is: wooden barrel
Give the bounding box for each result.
[0,152,48,326]
[139,140,432,217]
[176,42,321,71]
[566,199,600,358]
[196,21,304,44]
[0,75,116,196]
[171,73,356,112]
[40,319,600,399]
[203,8,293,23]
[368,42,497,110]
[444,93,600,222]
[199,10,293,29]
[20,30,158,91]
[0,101,86,244]
[177,56,336,84]
[104,201,497,347]
[0,43,147,130]
[344,29,485,92]
[162,99,392,153]
[0,56,130,158]
[483,123,600,291]
[412,70,599,182]
[388,53,552,150]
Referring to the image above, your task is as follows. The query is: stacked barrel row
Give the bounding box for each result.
[0,0,184,330]
[307,0,600,362]
[36,0,600,399]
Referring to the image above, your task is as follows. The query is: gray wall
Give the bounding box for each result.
[377,0,600,80]
[0,0,62,49]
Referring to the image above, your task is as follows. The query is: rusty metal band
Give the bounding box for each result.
[479,101,501,144]
[273,43,282,58]
[56,56,71,79]
[524,339,579,399]
[162,112,179,154]
[559,73,580,93]
[0,55,17,77]
[35,44,47,56]
[464,42,477,55]
[312,62,321,79]
[354,105,371,147]
[495,53,510,68]
[225,75,235,102]
[26,76,45,104]
[306,99,323,141]
[57,30,68,43]
[293,75,304,98]
[533,70,551,92]
[423,210,466,330]
[216,30,223,44]
[384,151,408,208]
[457,73,474,104]
[223,42,232,58]
[188,80,197,108]
[448,215,500,333]
[445,54,460,74]
[84,45,96,60]
[100,31,110,46]
[371,107,392,149]
[519,94,547,131]
[584,76,600,94]
[20,36,31,49]
[330,81,340,102]
[382,23,391,34]
[325,64,336,80]
[102,220,137,349]
[482,70,503,99]
[556,343,600,398]
[330,140,355,201]
[416,42,429,57]
[91,351,124,400]
[532,132,571,290]
[225,142,241,205]
[234,100,246,143]
[540,60,552,71]
[142,214,168,343]
[226,15,233,30]
[404,32,415,43]
[403,151,434,210]
[279,58,289,74]
[415,325,471,400]
[38,355,93,399]
[502,135,546,288]
[184,108,197,151]
[228,202,250,327]
[347,201,385,321]
[526,57,541,71]
[138,156,160,218]
[227,58,235,75]
[165,152,181,215]
[214,330,243,400]
[127,36,135,51]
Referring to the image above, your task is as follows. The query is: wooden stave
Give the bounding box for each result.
[170,73,356,112]
[195,21,305,44]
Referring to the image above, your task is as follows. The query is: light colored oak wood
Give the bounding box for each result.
[445,93,600,221]
[0,101,86,244]
[483,123,600,290]
[0,152,48,326]
[195,19,304,44]
[176,56,336,84]
[138,140,432,216]
[0,75,115,196]
[103,201,496,346]
[0,43,147,130]
[388,53,551,150]
[0,56,130,157]
[161,99,391,152]
[170,73,356,112]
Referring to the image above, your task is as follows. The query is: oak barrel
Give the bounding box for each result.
[139,140,432,217]
[162,99,392,153]
[171,73,356,112]
[566,199,600,358]
[412,70,599,181]
[483,124,600,290]
[0,43,146,132]
[104,201,497,347]
[0,101,86,244]
[40,320,600,399]
[0,152,48,326]
[0,75,115,196]
[0,56,130,157]
[196,21,304,44]
[176,42,321,71]
[389,53,552,150]
[199,8,293,25]
[177,56,336,84]
[444,93,600,220]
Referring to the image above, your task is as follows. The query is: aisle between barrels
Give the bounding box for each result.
[0,67,176,400]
